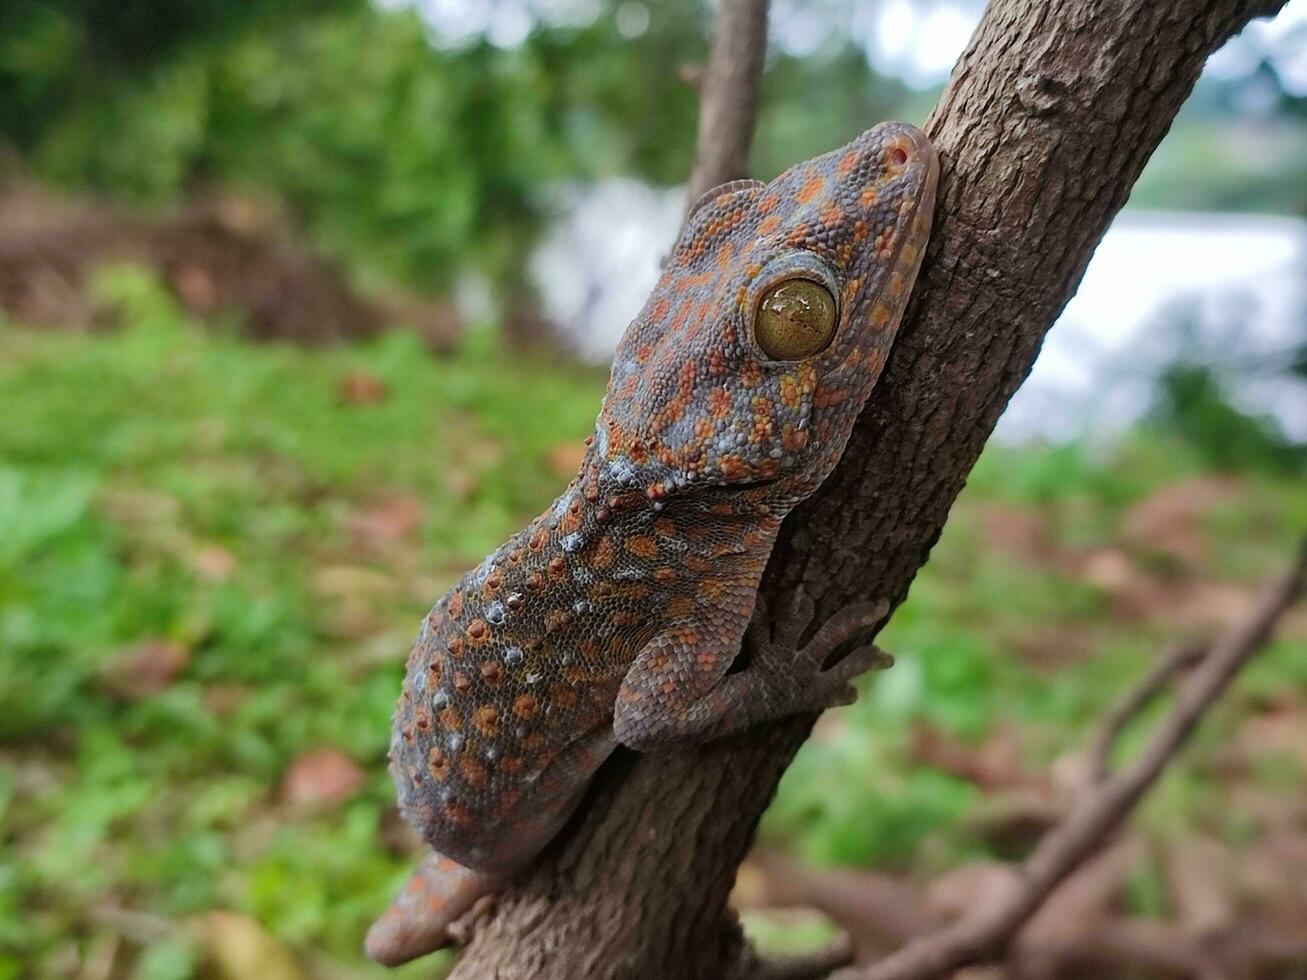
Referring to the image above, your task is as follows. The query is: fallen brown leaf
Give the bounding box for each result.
[279,748,365,808]
[100,640,189,700]
[337,370,388,406]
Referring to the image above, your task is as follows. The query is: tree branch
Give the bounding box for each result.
[1085,642,1205,783]
[685,0,768,205]
[844,540,1306,980]
[448,2,1292,976]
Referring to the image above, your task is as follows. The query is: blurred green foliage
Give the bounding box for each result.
[1,267,1303,975]
[1,0,907,299]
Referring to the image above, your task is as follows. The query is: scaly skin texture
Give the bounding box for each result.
[366,122,938,967]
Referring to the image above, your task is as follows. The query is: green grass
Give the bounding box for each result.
[1,267,1303,977]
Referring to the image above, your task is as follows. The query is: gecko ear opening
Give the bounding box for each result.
[685,178,766,221]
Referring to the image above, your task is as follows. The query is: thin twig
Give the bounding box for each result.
[841,539,1307,980]
[1086,641,1205,783]
[685,0,768,206]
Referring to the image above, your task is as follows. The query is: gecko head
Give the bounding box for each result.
[595,122,938,502]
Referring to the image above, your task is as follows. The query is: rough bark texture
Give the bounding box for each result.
[685,0,768,204]
[449,1,1289,977]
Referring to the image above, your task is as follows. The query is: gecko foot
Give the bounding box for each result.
[746,590,893,713]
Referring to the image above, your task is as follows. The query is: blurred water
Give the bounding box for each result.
[530,188,1306,443]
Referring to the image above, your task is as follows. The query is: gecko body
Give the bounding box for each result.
[367,122,938,965]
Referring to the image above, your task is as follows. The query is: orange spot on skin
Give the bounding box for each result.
[514,693,538,720]
[813,384,853,409]
[707,350,726,376]
[708,387,731,418]
[756,215,780,236]
[757,193,779,214]
[653,566,677,584]
[481,661,503,685]
[544,609,572,633]
[473,705,500,738]
[447,590,463,619]
[700,579,726,600]
[547,556,567,577]
[444,800,473,826]
[782,424,809,452]
[440,707,461,731]
[719,455,749,481]
[525,572,545,592]
[466,619,489,643]
[837,149,859,176]
[624,536,657,559]
[666,595,695,619]
[859,186,878,208]
[867,299,888,330]
[459,754,487,788]
[593,537,615,567]
[431,752,452,783]
[796,175,825,204]
[497,755,524,774]
[550,685,579,710]
[446,636,464,657]
[579,638,601,659]
[529,529,548,551]
[779,375,800,409]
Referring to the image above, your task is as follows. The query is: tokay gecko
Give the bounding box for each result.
[366,121,938,965]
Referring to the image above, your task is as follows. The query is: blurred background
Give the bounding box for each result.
[1,1,1304,977]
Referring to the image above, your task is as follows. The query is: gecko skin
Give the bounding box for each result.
[366,122,938,966]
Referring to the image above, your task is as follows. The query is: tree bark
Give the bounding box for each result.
[685,0,769,204]
[449,1,1289,977]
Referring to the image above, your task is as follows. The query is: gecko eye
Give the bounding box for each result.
[754,278,837,360]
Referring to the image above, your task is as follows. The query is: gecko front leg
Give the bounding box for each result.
[613,590,892,751]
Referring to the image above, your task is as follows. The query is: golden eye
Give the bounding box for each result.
[754,278,838,360]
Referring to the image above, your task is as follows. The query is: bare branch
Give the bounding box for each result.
[1085,642,1205,783]
[685,0,768,205]
[842,540,1307,980]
